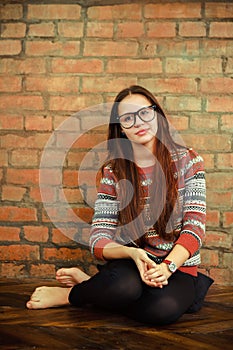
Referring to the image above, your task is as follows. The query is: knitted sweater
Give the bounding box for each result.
[89,148,206,277]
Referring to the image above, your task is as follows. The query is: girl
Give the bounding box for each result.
[27,86,210,325]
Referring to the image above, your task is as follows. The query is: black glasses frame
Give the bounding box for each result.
[117,105,157,129]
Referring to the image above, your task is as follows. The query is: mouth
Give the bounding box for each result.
[135,129,149,136]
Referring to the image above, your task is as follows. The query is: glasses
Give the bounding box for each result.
[117,105,157,129]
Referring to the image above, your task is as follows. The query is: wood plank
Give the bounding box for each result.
[0,279,232,349]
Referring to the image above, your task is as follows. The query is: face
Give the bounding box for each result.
[118,94,158,149]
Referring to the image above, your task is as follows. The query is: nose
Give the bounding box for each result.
[134,114,144,127]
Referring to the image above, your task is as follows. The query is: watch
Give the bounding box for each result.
[163,259,177,273]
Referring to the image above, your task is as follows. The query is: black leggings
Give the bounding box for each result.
[69,259,196,325]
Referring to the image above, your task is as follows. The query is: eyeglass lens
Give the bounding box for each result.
[119,106,155,129]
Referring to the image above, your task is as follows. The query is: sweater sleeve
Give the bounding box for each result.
[89,166,119,260]
[175,149,206,257]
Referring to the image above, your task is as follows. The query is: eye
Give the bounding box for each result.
[140,108,150,116]
[121,114,134,123]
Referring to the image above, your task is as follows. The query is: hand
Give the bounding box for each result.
[129,248,164,288]
[144,263,171,287]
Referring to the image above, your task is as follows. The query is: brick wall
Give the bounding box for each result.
[0,0,232,285]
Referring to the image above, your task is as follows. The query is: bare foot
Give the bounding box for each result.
[26,286,71,310]
[56,267,90,287]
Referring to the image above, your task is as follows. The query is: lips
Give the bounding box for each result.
[135,129,149,136]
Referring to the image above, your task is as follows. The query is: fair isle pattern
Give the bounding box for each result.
[89,148,206,276]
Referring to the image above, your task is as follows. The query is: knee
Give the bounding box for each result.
[140,298,182,325]
[107,261,142,302]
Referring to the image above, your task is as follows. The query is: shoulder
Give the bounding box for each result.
[173,148,205,176]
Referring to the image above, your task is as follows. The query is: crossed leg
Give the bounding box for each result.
[26,267,91,310]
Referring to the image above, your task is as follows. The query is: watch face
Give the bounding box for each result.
[169,262,177,273]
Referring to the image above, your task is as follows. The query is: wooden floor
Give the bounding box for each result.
[0,279,232,350]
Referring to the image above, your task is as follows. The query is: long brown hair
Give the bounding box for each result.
[102,85,182,244]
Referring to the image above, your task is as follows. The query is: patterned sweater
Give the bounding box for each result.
[89,148,206,276]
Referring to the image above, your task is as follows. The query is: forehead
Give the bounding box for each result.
[118,94,151,115]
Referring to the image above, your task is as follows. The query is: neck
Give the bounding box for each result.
[131,140,156,168]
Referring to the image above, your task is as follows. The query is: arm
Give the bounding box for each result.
[145,149,206,285]
[103,242,165,287]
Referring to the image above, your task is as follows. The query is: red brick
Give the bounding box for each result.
[226,57,233,74]
[205,2,233,18]
[139,78,197,94]
[88,4,142,20]
[0,4,23,19]
[117,22,144,38]
[144,3,201,19]
[28,23,55,37]
[0,58,46,74]
[10,149,39,167]
[51,58,103,74]
[82,76,137,93]
[26,41,80,57]
[24,226,49,242]
[146,22,176,38]
[207,191,232,208]
[217,153,233,169]
[200,248,219,266]
[72,133,106,149]
[221,115,233,132]
[166,96,201,112]
[73,207,94,224]
[25,115,52,131]
[206,210,220,227]
[209,268,231,285]
[207,97,233,112]
[222,252,233,269]
[1,23,26,38]
[167,115,189,131]
[166,57,200,74]
[58,22,83,38]
[107,59,162,74]
[201,78,233,94]
[49,94,103,111]
[206,173,233,191]
[30,186,56,203]
[223,212,233,228]
[2,185,26,201]
[63,170,79,187]
[204,231,232,249]
[0,206,37,222]
[30,264,56,278]
[52,228,75,244]
[0,149,8,166]
[0,263,27,278]
[43,247,83,261]
[182,134,231,152]
[179,22,206,37]
[0,114,23,130]
[0,227,20,241]
[7,168,39,186]
[83,40,138,57]
[210,22,233,38]
[0,40,22,55]
[200,58,222,74]
[0,95,44,111]
[0,245,39,260]
[28,4,81,20]
[154,39,200,56]
[86,22,113,38]
[200,153,215,169]
[26,76,80,93]
[62,188,83,204]
[67,150,96,167]
[2,133,49,149]
[203,40,233,56]
[190,114,218,131]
